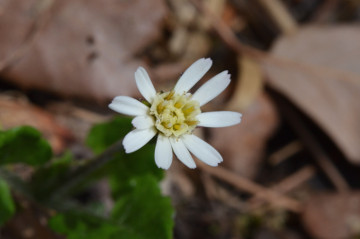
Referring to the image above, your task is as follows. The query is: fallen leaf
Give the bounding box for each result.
[208,55,275,179]
[302,192,360,239]
[264,25,360,164]
[0,0,38,68]
[210,93,279,179]
[46,101,109,145]
[0,0,167,101]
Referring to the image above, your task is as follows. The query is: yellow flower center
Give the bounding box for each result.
[150,91,201,137]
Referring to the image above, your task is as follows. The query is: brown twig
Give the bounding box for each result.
[249,165,315,210]
[269,140,303,165]
[265,166,315,194]
[197,162,303,213]
[201,172,247,211]
[279,100,350,193]
[189,0,265,60]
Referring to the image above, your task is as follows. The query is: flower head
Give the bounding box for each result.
[109,58,242,169]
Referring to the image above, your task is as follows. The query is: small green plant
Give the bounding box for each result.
[0,117,174,239]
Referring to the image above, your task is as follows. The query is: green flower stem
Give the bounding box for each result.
[48,140,124,201]
[0,168,109,222]
[0,168,35,201]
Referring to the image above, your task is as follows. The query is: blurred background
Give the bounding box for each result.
[1,0,360,238]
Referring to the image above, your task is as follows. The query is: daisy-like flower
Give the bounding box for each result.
[109,58,242,169]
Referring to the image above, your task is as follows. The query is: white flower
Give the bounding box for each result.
[109,58,242,169]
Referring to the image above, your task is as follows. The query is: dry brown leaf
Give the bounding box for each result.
[46,102,108,144]
[302,192,360,239]
[0,0,167,100]
[210,93,278,179]
[0,95,73,153]
[209,56,275,179]
[0,0,38,66]
[264,25,360,164]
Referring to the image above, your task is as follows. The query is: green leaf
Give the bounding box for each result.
[86,116,163,194]
[0,179,16,226]
[86,116,132,154]
[108,144,163,196]
[52,117,174,239]
[49,175,174,239]
[0,126,52,166]
[112,175,174,239]
[49,212,142,239]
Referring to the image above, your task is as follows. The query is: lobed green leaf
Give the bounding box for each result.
[112,175,174,239]
[0,126,52,166]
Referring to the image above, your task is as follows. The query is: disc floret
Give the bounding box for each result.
[150,90,201,137]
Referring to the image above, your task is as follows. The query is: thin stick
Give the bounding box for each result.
[189,0,265,59]
[201,172,247,211]
[279,100,350,192]
[249,165,315,209]
[197,162,303,213]
[269,166,315,193]
[269,140,303,165]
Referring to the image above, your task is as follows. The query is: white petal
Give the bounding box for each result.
[155,134,173,170]
[135,67,156,103]
[192,71,230,106]
[174,58,212,94]
[182,134,222,166]
[109,96,149,116]
[122,128,156,153]
[169,137,196,169]
[132,115,154,129]
[197,111,242,127]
